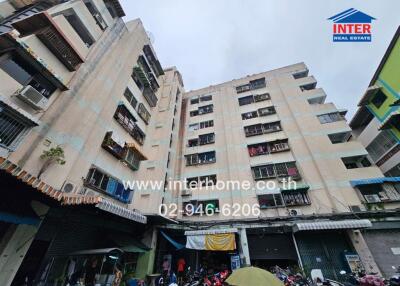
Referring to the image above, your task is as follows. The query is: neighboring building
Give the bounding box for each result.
[350,26,400,277]
[350,26,400,177]
[0,0,181,284]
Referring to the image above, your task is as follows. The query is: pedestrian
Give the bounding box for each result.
[177,257,186,284]
[112,265,123,286]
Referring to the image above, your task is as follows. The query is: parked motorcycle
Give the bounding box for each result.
[389,266,400,286]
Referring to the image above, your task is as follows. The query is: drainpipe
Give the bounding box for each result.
[292,233,304,270]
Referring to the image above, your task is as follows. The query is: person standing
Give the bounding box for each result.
[177,258,186,285]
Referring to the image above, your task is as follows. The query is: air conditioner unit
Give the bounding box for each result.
[85,190,96,196]
[61,181,77,193]
[364,194,381,203]
[16,85,48,110]
[181,189,192,196]
[288,209,302,216]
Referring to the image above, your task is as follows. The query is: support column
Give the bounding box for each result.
[136,227,158,278]
[347,230,381,275]
[0,201,49,286]
[238,228,251,266]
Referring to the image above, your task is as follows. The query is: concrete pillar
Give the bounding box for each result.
[136,227,158,278]
[347,230,381,275]
[238,228,251,266]
[0,201,49,286]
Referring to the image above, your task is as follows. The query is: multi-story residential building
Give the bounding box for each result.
[153,62,400,279]
[349,26,400,277]
[351,26,400,177]
[0,0,183,284]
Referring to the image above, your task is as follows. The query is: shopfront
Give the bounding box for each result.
[246,228,299,270]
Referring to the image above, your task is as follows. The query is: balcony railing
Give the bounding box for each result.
[11,12,85,71]
[244,122,282,137]
[252,162,301,181]
[248,139,289,157]
[114,105,146,145]
[143,44,164,77]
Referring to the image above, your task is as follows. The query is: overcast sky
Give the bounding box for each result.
[120,0,400,118]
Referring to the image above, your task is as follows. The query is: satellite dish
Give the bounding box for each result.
[146,30,155,44]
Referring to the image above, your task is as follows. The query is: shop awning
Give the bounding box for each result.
[160,230,185,250]
[293,219,372,232]
[0,210,40,226]
[184,228,238,235]
[185,228,237,251]
[350,177,400,187]
[110,233,150,253]
[378,110,400,130]
[70,248,123,256]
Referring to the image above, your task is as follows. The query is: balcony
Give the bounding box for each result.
[114,104,146,145]
[132,65,158,107]
[236,77,266,93]
[102,131,147,171]
[11,12,85,71]
[0,33,67,90]
[143,44,164,77]
[185,151,216,166]
[244,121,282,137]
[248,139,289,157]
[252,161,301,181]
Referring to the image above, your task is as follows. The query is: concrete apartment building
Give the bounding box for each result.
[0,0,184,284]
[0,0,399,284]
[152,63,400,278]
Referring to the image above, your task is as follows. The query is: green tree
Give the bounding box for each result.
[38,146,66,179]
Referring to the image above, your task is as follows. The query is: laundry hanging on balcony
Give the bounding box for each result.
[185,228,237,251]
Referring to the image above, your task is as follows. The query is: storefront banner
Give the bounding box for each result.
[186,233,236,251]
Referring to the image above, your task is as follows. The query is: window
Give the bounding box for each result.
[187,138,199,147]
[238,95,254,106]
[85,166,133,203]
[186,175,217,188]
[357,184,400,203]
[300,82,316,91]
[198,104,213,115]
[0,102,36,150]
[258,194,284,208]
[262,121,282,133]
[342,155,371,169]
[83,0,107,30]
[244,122,281,137]
[114,105,145,145]
[241,111,258,120]
[250,78,266,90]
[190,97,199,104]
[131,69,144,91]
[371,90,387,108]
[137,103,150,124]
[183,200,219,216]
[385,163,400,177]
[328,131,351,144]
[124,147,141,171]
[258,106,276,116]
[247,139,289,157]
[366,130,397,161]
[102,131,125,159]
[254,93,270,102]
[200,120,213,129]
[293,71,308,79]
[236,84,251,93]
[317,112,344,124]
[244,124,263,137]
[282,191,310,206]
[124,88,138,109]
[251,161,300,180]
[185,151,216,166]
[190,110,199,117]
[0,53,56,98]
[188,123,199,131]
[199,133,215,145]
[200,95,212,102]
[64,11,95,47]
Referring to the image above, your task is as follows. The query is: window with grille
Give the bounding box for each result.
[317,112,344,124]
[258,194,284,208]
[124,88,138,109]
[0,103,35,150]
[366,130,397,162]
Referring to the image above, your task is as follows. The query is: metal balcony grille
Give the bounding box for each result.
[0,105,29,149]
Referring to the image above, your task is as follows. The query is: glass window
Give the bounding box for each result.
[124,88,138,109]
[137,103,150,124]
[283,191,310,206]
[258,106,276,116]
[318,112,343,124]
[199,133,215,145]
[190,97,199,104]
[0,104,32,149]
[188,123,199,131]
[371,90,387,108]
[241,111,258,120]
[200,95,212,102]
[258,194,283,208]
[366,130,397,161]
[200,120,213,129]
[238,95,254,106]
[385,163,400,177]
[254,93,270,102]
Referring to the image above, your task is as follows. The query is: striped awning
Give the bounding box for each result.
[293,219,372,232]
[378,110,400,130]
[350,177,400,187]
[185,228,238,236]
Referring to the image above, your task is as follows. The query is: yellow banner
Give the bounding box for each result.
[205,233,236,251]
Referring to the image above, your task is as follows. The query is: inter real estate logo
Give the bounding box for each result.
[328,8,376,42]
